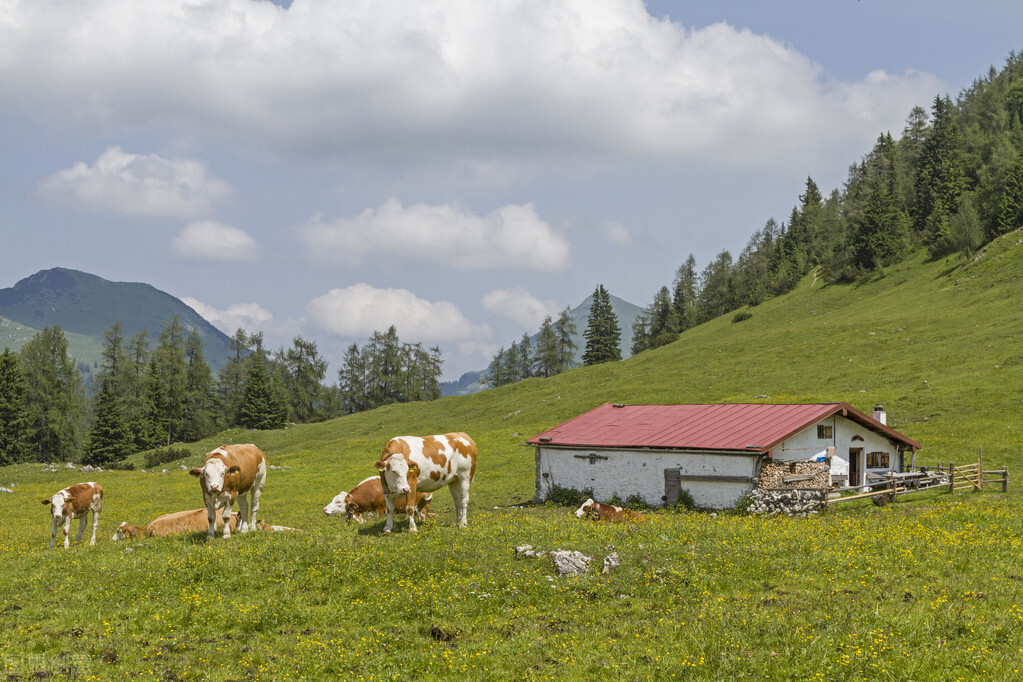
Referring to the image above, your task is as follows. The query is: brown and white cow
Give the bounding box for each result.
[42,482,103,548]
[323,475,434,525]
[374,432,476,534]
[574,498,646,522]
[189,444,267,539]
[111,509,242,541]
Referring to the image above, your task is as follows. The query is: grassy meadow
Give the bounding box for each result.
[2,235,1023,679]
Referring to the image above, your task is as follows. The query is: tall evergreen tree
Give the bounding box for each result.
[996,148,1023,234]
[125,329,152,451]
[582,284,622,365]
[182,329,220,441]
[282,336,327,423]
[0,348,32,465]
[239,351,288,430]
[338,343,367,414]
[19,326,87,462]
[217,328,253,427]
[915,95,968,255]
[672,254,699,332]
[553,306,578,372]
[83,373,132,466]
[153,317,188,444]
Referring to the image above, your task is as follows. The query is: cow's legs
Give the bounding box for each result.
[406,500,418,533]
[205,502,218,539]
[49,516,59,549]
[62,516,72,549]
[221,500,235,539]
[382,496,395,534]
[450,478,470,528]
[89,509,99,546]
[247,484,263,533]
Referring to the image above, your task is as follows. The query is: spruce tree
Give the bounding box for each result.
[83,373,133,466]
[582,284,622,365]
[239,352,288,430]
[19,326,87,463]
[282,336,327,423]
[554,306,578,373]
[182,329,220,441]
[0,348,32,465]
[996,149,1023,234]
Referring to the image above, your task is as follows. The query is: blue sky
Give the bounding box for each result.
[1,0,1020,379]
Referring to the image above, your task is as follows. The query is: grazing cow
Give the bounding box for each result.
[573,498,646,522]
[189,444,267,539]
[111,509,241,541]
[42,482,103,548]
[374,432,477,534]
[323,475,434,525]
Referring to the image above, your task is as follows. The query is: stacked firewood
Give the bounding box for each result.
[757,461,830,490]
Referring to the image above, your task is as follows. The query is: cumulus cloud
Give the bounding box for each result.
[36,147,234,217]
[605,221,633,246]
[182,298,273,335]
[301,198,570,272]
[306,283,489,342]
[482,287,558,329]
[1,1,943,171]
[174,221,258,261]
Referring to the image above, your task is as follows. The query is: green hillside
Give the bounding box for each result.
[2,238,1022,679]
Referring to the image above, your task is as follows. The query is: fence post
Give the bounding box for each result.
[949,462,955,494]
[1003,466,1009,493]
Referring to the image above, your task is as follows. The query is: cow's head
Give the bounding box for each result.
[189,458,241,495]
[375,454,417,497]
[323,491,350,517]
[111,522,137,542]
[41,492,71,520]
[573,498,596,519]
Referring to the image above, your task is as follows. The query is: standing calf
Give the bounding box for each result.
[42,482,103,548]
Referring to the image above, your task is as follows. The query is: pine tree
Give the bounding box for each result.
[582,285,622,365]
[83,373,133,466]
[217,328,253,427]
[125,329,152,451]
[153,317,188,443]
[915,96,968,255]
[553,306,578,373]
[534,315,560,378]
[671,255,699,332]
[182,329,220,441]
[18,326,87,462]
[338,343,367,414]
[282,336,327,423]
[996,148,1023,234]
[0,348,32,465]
[239,352,288,430]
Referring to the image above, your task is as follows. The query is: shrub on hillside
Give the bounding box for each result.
[143,446,193,469]
[544,485,594,507]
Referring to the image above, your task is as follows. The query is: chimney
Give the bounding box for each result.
[872,404,886,425]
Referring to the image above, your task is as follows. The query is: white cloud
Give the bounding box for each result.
[306,283,489,342]
[482,287,558,329]
[1,1,943,171]
[36,147,234,217]
[174,221,258,261]
[182,298,273,335]
[301,198,570,272]
[605,221,633,246]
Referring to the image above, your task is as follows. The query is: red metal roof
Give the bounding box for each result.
[527,402,921,452]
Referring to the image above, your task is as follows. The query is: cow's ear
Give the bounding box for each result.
[41,498,51,505]
[374,460,386,471]
[188,468,203,477]
[408,464,419,475]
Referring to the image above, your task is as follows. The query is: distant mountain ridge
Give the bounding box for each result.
[0,268,233,375]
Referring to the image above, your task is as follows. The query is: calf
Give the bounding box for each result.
[111,509,241,541]
[374,432,477,534]
[189,444,267,539]
[574,498,646,522]
[323,475,434,525]
[42,482,103,548]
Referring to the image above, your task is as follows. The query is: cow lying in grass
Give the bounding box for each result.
[323,475,434,525]
[111,509,241,541]
[112,509,300,541]
[42,482,103,549]
[573,498,646,522]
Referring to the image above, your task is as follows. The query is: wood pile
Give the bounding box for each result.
[757,461,830,490]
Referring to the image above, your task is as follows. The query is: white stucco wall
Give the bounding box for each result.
[772,414,904,483]
[535,446,760,510]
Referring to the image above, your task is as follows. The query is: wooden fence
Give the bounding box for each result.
[827,461,1008,506]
